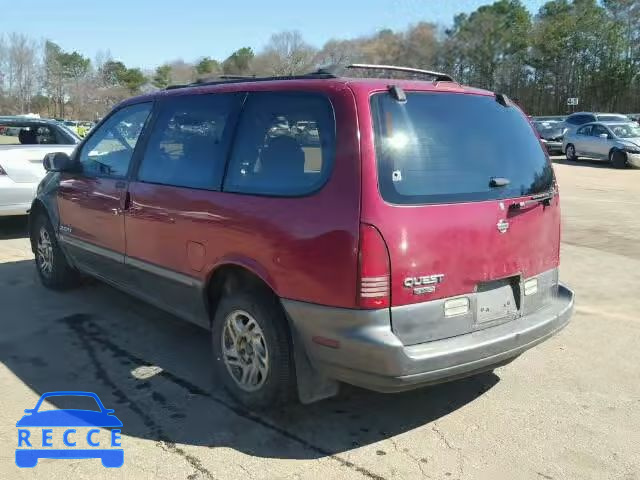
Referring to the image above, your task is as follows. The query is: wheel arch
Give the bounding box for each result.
[609,146,623,158]
[28,199,49,253]
[203,259,280,326]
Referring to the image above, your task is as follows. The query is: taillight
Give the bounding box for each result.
[358,223,390,309]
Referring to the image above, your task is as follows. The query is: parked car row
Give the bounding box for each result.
[530,112,639,167]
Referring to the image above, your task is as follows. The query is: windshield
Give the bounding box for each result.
[609,123,640,138]
[56,122,81,141]
[534,121,561,133]
[372,92,553,205]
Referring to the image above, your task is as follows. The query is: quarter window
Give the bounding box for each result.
[223,92,335,196]
[79,103,151,178]
[137,93,240,189]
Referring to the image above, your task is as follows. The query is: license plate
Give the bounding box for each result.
[476,281,518,324]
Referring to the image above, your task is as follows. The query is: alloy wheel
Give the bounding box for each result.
[37,227,54,277]
[221,310,269,392]
[566,145,575,160]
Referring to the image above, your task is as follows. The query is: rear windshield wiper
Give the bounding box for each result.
[509,190,556,210]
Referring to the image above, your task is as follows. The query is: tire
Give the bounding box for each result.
[565,144,578,161]
[212,289,295,409]
[610,149,628,169]
[32,213,78,289]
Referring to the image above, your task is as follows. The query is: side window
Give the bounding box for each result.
[79,103,152,178]
[577,125,591,136]
[224,92,335,196]
[0,124,34,144]
[137,93,240,189]
[36,126,57,144]
[591,125,608,137]
[566,115,580,125]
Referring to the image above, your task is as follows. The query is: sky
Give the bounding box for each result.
[0,0,549,70]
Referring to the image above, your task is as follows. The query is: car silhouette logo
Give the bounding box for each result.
[15,391,123,468]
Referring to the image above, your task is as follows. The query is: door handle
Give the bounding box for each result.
[115,180,126,189]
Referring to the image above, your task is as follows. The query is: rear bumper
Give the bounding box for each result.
[0,177,36,216]
[283,284,574,393]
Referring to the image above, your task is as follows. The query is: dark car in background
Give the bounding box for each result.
[532,120,565,155]
[0,117,80,146]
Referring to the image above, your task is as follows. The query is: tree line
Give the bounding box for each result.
[1,0,638,119]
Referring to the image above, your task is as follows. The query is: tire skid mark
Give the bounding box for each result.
[64,314,216,480]
[62,313,387,480]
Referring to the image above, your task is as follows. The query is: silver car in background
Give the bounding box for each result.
[563,122,640,168]
[1,117,79,216]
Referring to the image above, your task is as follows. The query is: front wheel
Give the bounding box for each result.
[565,144,578,161]
[32,213,78,289]
[610,150,628,169]
[212,290,295,408]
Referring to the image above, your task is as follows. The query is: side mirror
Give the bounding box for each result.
[43,152,77,173]
[599,133,609,139]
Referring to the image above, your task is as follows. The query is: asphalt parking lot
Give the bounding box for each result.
[0,158,638,480]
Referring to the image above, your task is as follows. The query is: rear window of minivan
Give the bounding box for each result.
[371,92,553,205]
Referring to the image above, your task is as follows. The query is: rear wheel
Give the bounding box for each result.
[565,144,578,161]
[610,149,628,169]
[33,213,78,289]
[212,290,295,408]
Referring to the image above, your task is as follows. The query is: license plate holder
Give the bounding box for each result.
[476,278,519,324]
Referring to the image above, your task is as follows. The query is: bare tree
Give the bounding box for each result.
[316,39,363,66]
[0,35,6,91]
[255,31,317,76]
[168,60,196,84]
[6,33,39,113]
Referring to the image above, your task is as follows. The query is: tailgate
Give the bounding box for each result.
[366,90,561,345]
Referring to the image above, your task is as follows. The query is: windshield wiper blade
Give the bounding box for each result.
[509,190,556,210]
[489,177,510,188]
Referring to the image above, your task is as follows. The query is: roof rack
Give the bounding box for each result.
[344,64,454,82]
[165,72,336,90]
[164,63,454,90]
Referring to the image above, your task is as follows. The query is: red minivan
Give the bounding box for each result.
[30,65,574,407]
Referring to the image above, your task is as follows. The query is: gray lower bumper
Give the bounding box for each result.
[283,285,574,393]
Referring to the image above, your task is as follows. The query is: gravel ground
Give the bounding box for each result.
[0,158,638,480]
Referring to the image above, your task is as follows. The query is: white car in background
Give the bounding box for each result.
[563,121,640,169]
[0,117,79,216]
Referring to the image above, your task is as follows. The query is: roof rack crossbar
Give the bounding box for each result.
[346,64,454,82]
